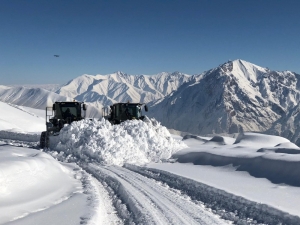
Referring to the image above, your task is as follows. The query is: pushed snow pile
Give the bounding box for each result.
[55,117,186,166]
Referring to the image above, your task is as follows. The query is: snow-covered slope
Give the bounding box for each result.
[0,85,71,109]
[148,60,300,135]
[0,101,45,132]
[0,86,102,118]
[9,84,62,92]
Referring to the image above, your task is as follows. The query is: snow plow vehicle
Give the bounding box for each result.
[102,102,148,124]
[40,101,87,148]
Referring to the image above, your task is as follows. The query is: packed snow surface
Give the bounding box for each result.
[54,117,186,166]
[2,101,300,224]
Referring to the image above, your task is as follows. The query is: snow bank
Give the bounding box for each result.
[176,132,300,186]
[234,132,289,147]
[0,146,83,224]
[0,130,40,142]
[54,117,186,166]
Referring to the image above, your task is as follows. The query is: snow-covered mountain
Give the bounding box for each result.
[0,72,191,112]
[148,60,300,135]
[8,84,62,92]
[0,85,71,109]
[0,85,101,118]
[56,71,191,108]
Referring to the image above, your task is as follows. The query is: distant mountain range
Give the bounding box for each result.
[56,71,191,107]
[0,71,191,118]
[1,60,300,144]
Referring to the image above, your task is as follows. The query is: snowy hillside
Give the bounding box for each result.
[0,85,71,109]
[148,60,300,135]
[0,101,45,144]
[0,101,45,132]
[0,86,102,118]
[8,84,62,92]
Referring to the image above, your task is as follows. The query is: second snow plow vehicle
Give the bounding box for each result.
[40,101,87,148]
[103,102,148,124]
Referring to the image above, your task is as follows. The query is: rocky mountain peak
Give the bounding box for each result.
[148,59,300,136]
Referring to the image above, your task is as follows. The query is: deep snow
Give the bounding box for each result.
[0,145,86,225]
[1,101,300,224]
[53,117,186,166]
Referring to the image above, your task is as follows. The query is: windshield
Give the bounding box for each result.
[62,107,78,117]
[126,105,141,118]
[59,103,81,117]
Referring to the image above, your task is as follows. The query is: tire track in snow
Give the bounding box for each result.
[84,163,228,225]
[125,165,300,225]
[82,174,123,225]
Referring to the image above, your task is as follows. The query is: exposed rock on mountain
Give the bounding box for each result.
[148,60,300,135]
[267,104,300,145]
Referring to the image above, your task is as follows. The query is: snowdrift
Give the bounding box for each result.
[53,117,186,166]
[175,132,300,186]
[0,145,82,224]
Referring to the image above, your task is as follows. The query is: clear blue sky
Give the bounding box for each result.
[1,0,300,84]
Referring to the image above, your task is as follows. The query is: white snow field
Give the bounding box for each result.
[1,101,300,225]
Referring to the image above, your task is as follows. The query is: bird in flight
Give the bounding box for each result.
[54,55,60,57]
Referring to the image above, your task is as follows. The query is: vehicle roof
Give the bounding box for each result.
[54,101,83,104]
[112,103,143,106]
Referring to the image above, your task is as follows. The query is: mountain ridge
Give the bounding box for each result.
[56,71,191,107]
[147,59,300,136]
[2,59,300,144]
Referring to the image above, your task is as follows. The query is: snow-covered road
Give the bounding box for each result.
[2,141,300,225]
[2,103,300,224]
[84,163,228,225]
